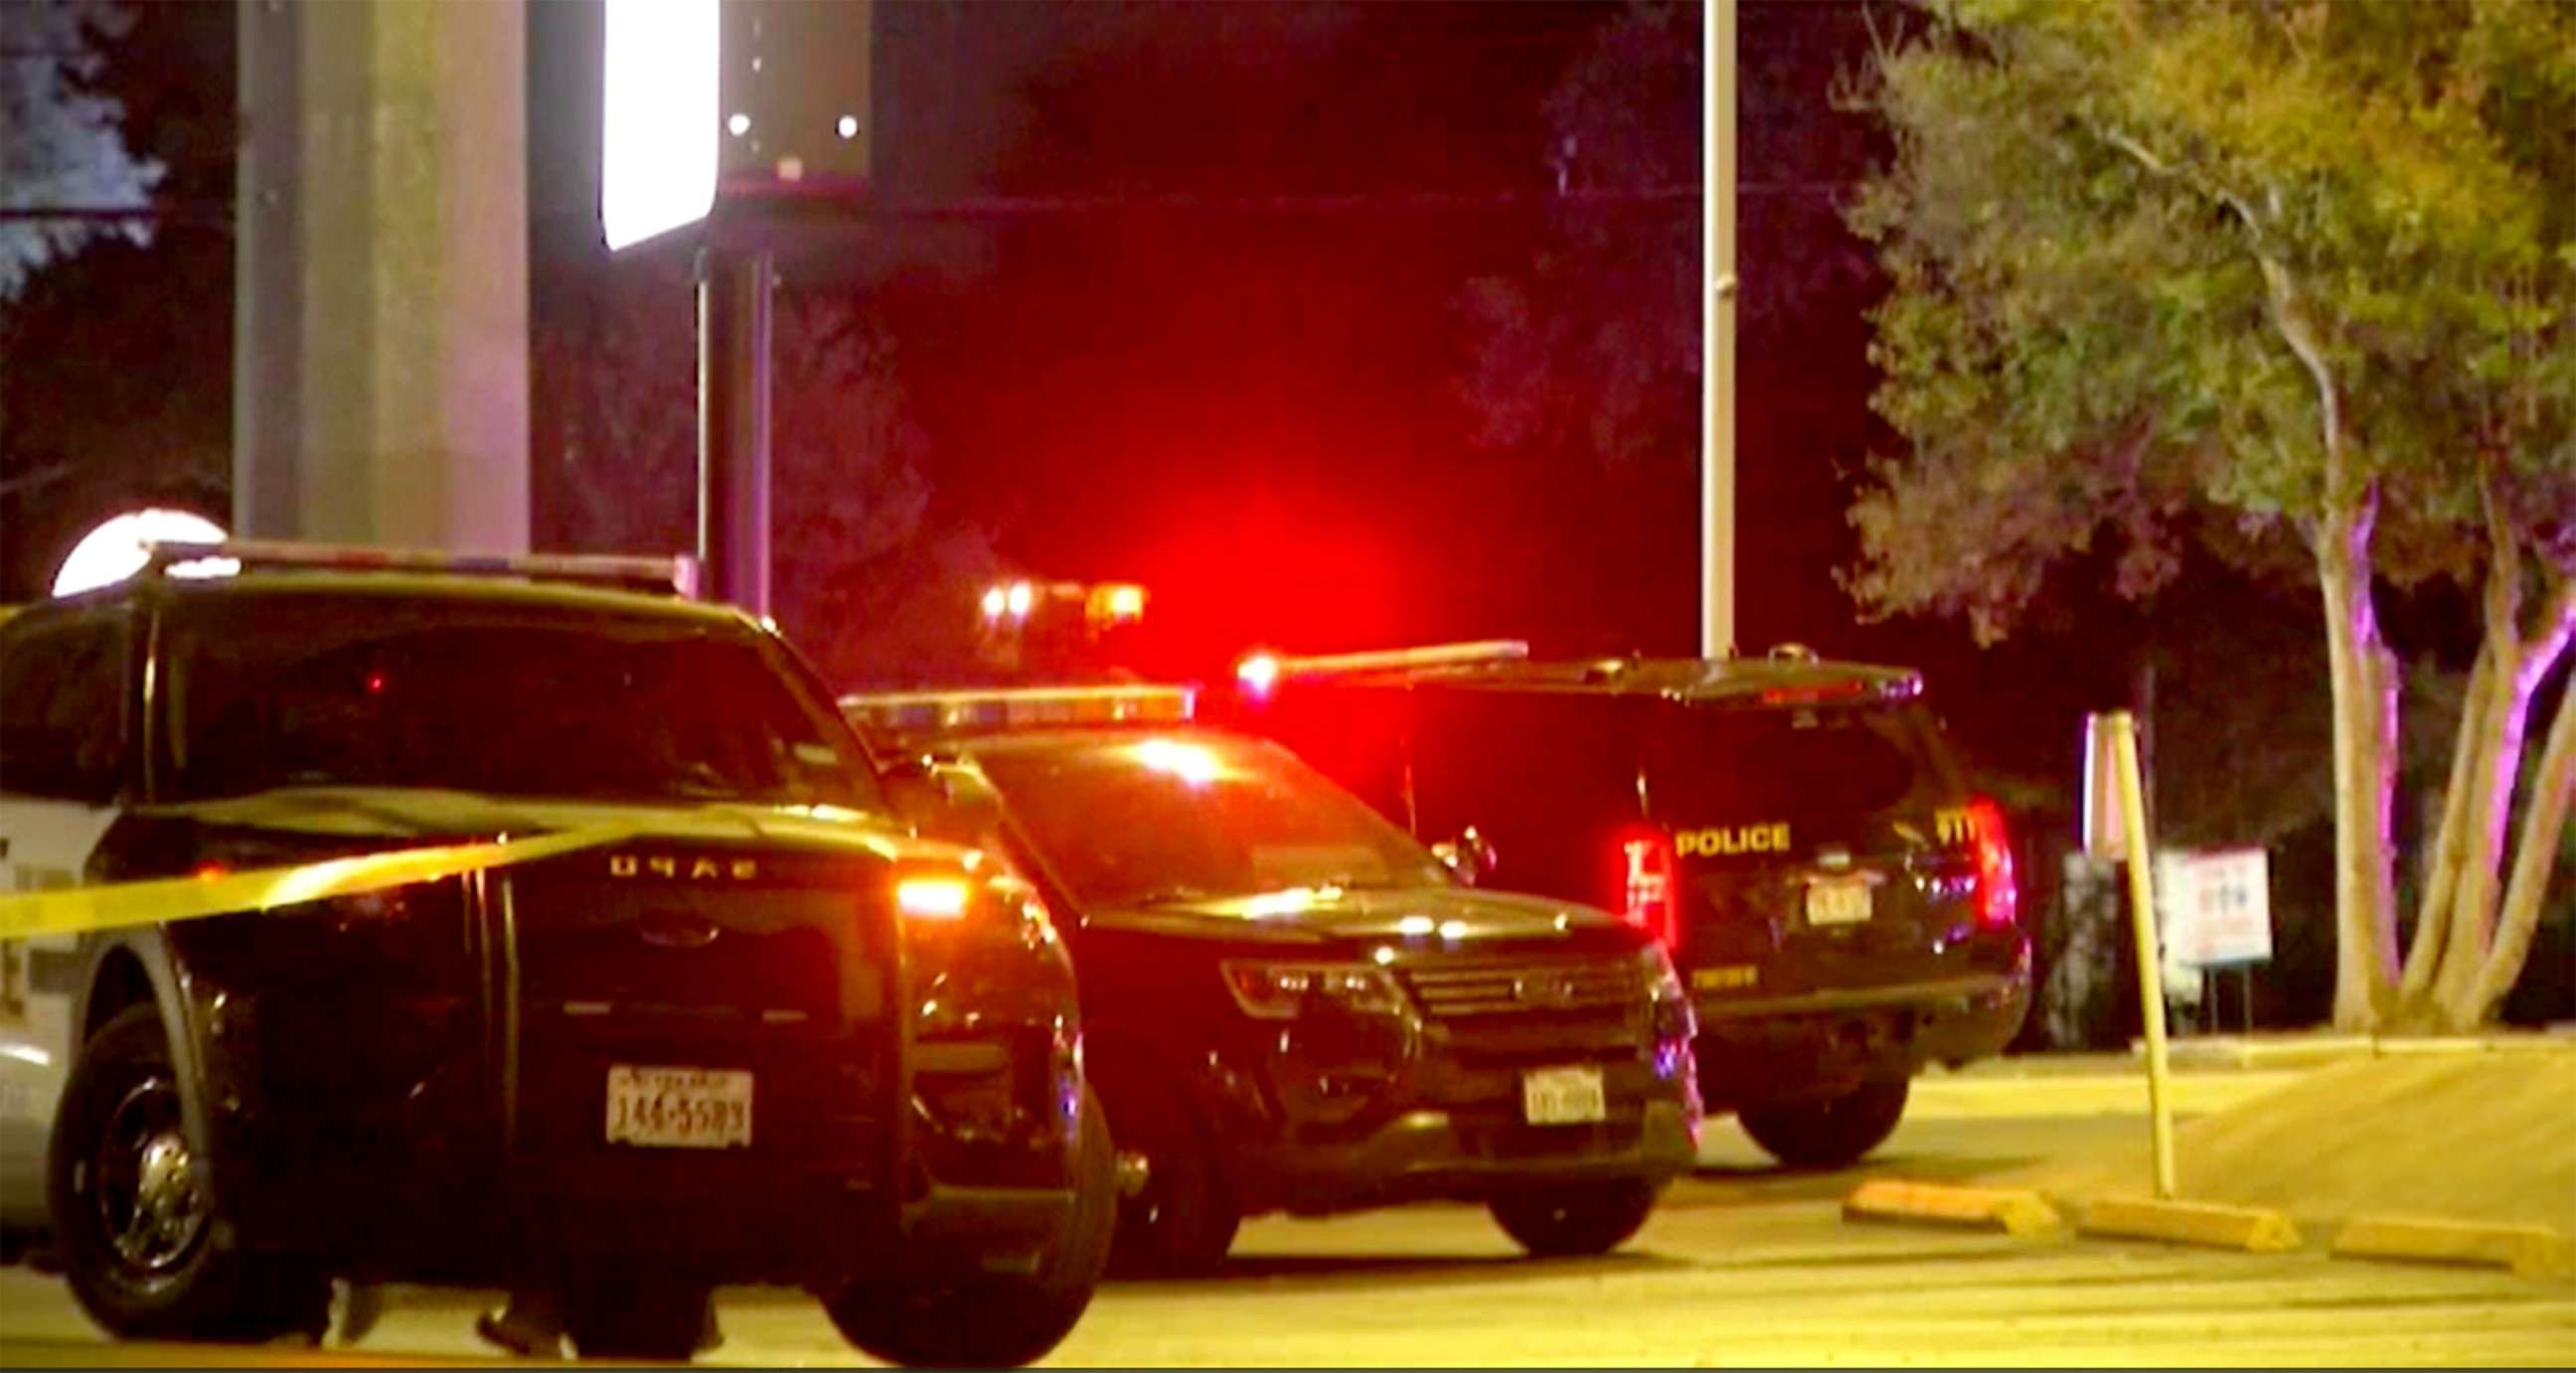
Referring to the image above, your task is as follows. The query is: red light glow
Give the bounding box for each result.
[1965,797,2018,929]
[1617,830,1678,947]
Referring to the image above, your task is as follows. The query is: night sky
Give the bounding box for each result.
[5,0,2136,823]
[8,0,2568,1025]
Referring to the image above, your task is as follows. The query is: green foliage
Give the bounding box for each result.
[1844,0,2576,640]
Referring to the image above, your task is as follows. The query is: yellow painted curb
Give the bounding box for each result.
[2078,1194,2302,1253]
[2334,1215,2576,1280]
[1842,1178,2062,1240]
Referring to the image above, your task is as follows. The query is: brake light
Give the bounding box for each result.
[896,875,972,921]
[1965,797,2017,929]
[1617,830,1678,947]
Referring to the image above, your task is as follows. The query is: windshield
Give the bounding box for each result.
[162,590,879,809]
[971,733,1451,909]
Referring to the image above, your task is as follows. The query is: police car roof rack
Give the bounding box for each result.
[1238,639,1530,688]
[139,539,702,598]
[841,684,1197,742]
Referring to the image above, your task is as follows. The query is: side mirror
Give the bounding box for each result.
[1430,826,1498,886]
[879,755,1004,839]
[878,755,947,822]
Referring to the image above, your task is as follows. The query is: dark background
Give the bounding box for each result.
[4,0,2564,1030]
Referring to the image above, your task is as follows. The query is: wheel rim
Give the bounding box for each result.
[90,1074,209,1276]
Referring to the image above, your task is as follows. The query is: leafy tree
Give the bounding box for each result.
[531,257,999,687]
[0,0,161,301]
[1844,0,2575,1030]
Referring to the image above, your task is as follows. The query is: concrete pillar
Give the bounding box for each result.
[235,0,528,553]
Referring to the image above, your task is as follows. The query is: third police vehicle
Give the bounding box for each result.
[1218,641,2029,1169]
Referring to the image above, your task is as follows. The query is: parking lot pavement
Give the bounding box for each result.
[6,1098,2568,1369]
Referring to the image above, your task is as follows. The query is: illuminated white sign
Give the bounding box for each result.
[2156,846,2274,968]
[52,509,236,597]
[602,0,720,251]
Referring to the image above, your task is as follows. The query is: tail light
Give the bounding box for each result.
[1617,829,1678,947]
[1965,797,2018,929]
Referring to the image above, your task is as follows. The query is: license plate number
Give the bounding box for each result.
[1521,1065,1607,1126]
[1806,878,1872,926]
[605,1065,752,1148]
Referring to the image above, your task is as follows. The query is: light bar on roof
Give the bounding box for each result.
[140,539,702,598]
[841,684,1196,739]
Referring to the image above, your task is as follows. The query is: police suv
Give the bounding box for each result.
[0,542,1110,1364]
[843,685,1702,1274]
[1218,642,2031,1169]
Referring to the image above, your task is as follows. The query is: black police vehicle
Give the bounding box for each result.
[842,686,1703,1273]
[1216,642,2030,1169]
[0,542,1111,1365]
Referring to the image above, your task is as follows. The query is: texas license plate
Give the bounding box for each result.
[1805,878,1872,927]
[1521,1065,1607,1126]
[605,1065,752,1148]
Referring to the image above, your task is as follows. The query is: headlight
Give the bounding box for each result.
[1219,961,1408,1020]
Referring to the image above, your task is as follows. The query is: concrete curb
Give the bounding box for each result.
[2136,1031,2576,1071]
[1841,1178,2063,1240]
[2333,1215,2576,1281]
[2076,1194,2303,1253]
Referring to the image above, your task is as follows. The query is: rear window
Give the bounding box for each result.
[1646,699,1959,825]
[160,591,879,809]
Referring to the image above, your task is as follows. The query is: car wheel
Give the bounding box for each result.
[1738,1076,1911,1169]
[562,1275,716,1362]
[1487,1176,1664,1258]
[1099,1073,1238,1276]
[825,1084,1118,1367]
[48,1006,327,1343]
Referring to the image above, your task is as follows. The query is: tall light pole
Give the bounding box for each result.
[1702,0,1738,660]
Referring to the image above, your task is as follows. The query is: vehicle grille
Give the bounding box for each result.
[1400,956,1642,1018]
[510,876,866,1023]
[501,861,898,1169]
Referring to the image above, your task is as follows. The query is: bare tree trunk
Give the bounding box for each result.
[2268,248,2398,1031]
[2400,644,2496,1004]
[2421,475,2573,1025]
[2317,507,2403,1030]
[2449,582,2576,1027]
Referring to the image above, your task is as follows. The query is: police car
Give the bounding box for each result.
[1216,641,2031,1169]
[0,541,1111,1365]
[842,684,1702,1274]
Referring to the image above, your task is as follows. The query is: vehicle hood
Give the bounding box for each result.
[1084,883,1639,950]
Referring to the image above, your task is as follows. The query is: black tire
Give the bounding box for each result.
[562,1275,716,1362]
[1488,1176,1664,1258]
[825,1084,1118,1367]
[1100,1072,1238,1276]
[48,1005,327,1343]
[1738,1076,1911,1170]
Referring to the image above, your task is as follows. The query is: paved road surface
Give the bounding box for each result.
[5,1075,2567,1366]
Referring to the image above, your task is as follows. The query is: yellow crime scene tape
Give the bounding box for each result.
[0,827,638,942]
